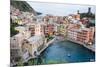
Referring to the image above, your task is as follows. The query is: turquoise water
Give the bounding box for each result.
[40,40,95,64]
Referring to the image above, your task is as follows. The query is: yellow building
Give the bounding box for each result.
[15,19,23,25]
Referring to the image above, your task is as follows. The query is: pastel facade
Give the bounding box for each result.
[21,35,45,60]
[67,27,94,45]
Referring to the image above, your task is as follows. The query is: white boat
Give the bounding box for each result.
[67,53,71,57]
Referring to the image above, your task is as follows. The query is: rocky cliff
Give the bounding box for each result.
[11,0,41,15]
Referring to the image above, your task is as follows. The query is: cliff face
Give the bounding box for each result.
[11,0,37,15]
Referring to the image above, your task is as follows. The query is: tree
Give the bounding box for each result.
[10,19,19,37]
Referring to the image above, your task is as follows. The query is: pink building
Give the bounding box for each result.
[44,24,54,36]
[68,27,94,45]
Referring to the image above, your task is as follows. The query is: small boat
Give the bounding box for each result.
[67,53,71,57]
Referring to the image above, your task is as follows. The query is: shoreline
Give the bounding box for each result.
[67,38,95,52]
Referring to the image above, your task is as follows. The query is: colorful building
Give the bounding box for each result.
[35,23,45,36]
[21,35,45,60]
[67,27,94,45]
[44,24,54,36]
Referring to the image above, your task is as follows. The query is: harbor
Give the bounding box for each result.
[21,38,55,63]
[26,40,95,65]
[10,1,95,66]
[40,40,95,64]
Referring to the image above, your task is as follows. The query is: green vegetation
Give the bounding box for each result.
[25,58,42,65]
[17,58,23,66]
[47,36,54,42]
[11,0,36,14]
[80,13,95,19]
[10,19,19,37]
[22,57,45,65]
[28,59,35,65]
[11,0,42,15]
[18,57,68,66]
[45,60,68,64]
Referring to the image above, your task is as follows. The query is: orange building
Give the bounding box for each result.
[68,27,94,45]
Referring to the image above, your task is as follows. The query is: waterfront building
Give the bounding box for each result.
[67,29,78,41]
[11,23,45,61]
[21,35,45,60]
[56,23,67,37]
[60,24,67,36]
[67,27,94,45]
[77,29,90,44]
[44,24,54,36]
[53,23,58,35]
